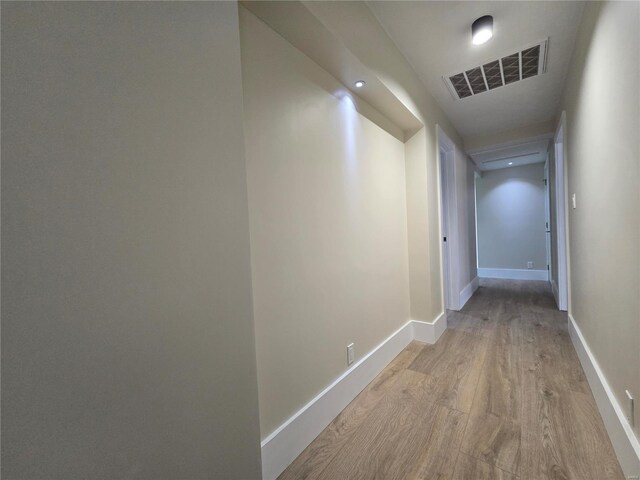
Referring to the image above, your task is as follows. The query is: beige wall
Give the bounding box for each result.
[240,8,411,437]
[1,3,262,478]
[560,0,640,449]
[302,1,465,323]
[405,128,433,321]
[476,164,547,271]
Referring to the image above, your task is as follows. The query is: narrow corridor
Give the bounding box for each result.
[279,279,624,480]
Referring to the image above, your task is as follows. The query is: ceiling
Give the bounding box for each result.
[241,1,422,141]
[469,137,551,171]
[368,1,584,139]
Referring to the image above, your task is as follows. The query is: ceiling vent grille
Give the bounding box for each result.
[444,39,548,100]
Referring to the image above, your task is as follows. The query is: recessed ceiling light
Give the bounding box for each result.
[354,80,366,88]
[472,15,493,45]
[508,162,513,165]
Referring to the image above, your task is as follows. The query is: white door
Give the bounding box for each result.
[544,158,552,282]
[554,113,568,311]
[440,147,451,309]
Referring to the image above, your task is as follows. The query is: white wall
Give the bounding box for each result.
[560,0,640,457]
[455,147,479,294]
[240,8,411,438]
[547,144,560,293]
[464,120,555,151]
[476,163,547,272]
[1,3,262,478]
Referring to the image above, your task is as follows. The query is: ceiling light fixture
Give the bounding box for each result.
[354,80,366,88]
[472,15,493,45]
[508,162,513,165]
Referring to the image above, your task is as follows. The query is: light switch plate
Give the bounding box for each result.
[347,343,355,365]
[572,193,577,209]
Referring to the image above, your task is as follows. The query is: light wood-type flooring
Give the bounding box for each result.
[278,279,624,480]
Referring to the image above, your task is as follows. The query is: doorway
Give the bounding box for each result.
[437,126,457,311]
[553,112,569,311]
[544,157,552,282]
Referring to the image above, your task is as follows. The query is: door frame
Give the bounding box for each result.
[544,156,552,282]
[553,111,570,311]
[437,126,459,311]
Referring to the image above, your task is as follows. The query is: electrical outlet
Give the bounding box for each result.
[626,390,635,427]
[527,261,533,269]
[347,343,355,365]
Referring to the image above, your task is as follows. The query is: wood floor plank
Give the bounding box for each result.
[520,312,590,395]
[452,452,519,480]
[474,314,522,420]
[520,371,625,479]
[518,296,624,480]
[405,404,467,479]
[312,395,419,480]
[562,390,624,480]
[460,289,523,474]
[277,342,423,480]
[460,411,521,474]
[407,329,489,412]
[446,309,496,338]
[316,381,466,480]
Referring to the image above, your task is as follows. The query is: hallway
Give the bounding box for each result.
[2,2,638,478]
[279,280,624,480]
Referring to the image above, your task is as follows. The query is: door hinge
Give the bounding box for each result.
[443,237,447,242]
[544,179,547,186]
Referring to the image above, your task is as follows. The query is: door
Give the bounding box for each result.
[544,157,552,282]
[440,147,451,309]
[554,116,569,311]
[438,126,459,311]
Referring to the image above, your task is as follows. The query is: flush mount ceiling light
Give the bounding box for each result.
[508,162,513,165]
[354,80,366,88]
[472,15,493,45]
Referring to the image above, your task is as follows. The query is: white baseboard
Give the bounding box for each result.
[459,276,479,309]
[261,314,446,480]
[568,314,640,477]
[478,267,548,281]
[412,311,447,344]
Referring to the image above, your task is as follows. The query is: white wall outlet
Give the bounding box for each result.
[626,390,635,427]
[527,261,533,269]
[572,193,577,209]
[347,343,355,365]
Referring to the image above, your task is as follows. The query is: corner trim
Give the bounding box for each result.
[478,267,548,281]
[260,315,447,480]
[412,311,447,344]
[459,276,479,310]
[568,314,640,477]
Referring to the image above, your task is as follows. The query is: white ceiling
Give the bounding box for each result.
[241,1,422,141]
[469,137,551,171]
[368,1,584,139]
